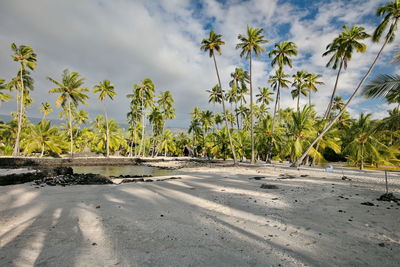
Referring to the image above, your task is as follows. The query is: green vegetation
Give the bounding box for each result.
[0,1,399,170]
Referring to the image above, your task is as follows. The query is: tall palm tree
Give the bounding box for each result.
[291,70,310,111]
[305,73,324,106]
[39,102,52,120]
[323,25,370,119]
[294,0,400,167]
[48,69,89,157]
[266,68,291,162]
[133,78,155,157]
[256,87,274,106]
[201,30,237,164]
[229,67,249,129]
[148,106,163,156]
[207,84,223,104]
[93,80,116,157]
[11,43,37,156]
[236,25,268,163]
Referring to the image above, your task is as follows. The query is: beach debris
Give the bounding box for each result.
[341,176,351,181]
[300,174,309,177]
[260,184,278,189]
[96,205,101,209]
[110,174,152,179]
[33,173,113,186]
[377,193,400,203]
[248,176,265,180]
[120,178,145,183]
[378,243,385,247]
[278,174,296,179]
[119,176,181,184]
[361,202,375,206]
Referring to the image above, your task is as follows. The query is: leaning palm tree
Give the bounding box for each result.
[39,102,52,120]
[93,80,117,158]
[201,30,237,164]
[294,0,400,167]
[11,43,37,156]
[363,74,400,105]
[323,25,370,119]
[48,69,89,157]
[236,25,268,163]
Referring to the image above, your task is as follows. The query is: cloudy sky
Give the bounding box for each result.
[0,0,398,128]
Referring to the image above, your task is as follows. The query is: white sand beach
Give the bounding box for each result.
[1,162,399,266]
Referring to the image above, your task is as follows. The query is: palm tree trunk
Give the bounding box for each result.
[40,143,45,157]
[129,122,134,157]
[68,100,74,158]
[13,65,25,156]
[104,101,110,158]
[266,82,281,163]
[297,93,300,112]
[212,53,237,164]
[308,92,311,107]
[292,28,394,167]
[360,143,364,170]
[141,112,145,157]
[324,59,344,119]
[235,101,240,131]
[249,52,255,164]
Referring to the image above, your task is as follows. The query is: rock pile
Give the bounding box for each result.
[377,193,400,203]
[33,173,114,186]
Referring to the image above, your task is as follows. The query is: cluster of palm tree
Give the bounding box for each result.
[194,0,400,168]
[0,0,399,169]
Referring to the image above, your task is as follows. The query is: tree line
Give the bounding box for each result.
[0,0,399,169]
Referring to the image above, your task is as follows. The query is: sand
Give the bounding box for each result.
[0,162,399,266]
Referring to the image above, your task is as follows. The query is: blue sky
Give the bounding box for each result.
[0,0,398,128]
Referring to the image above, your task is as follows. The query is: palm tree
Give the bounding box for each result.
[294,0,400,167]
[148,106,163,156]
[344,113,387,169]
[236,25,268,163]
[11,43,37,156]
[200,110,214,151]
[323,25,370,119]
[160,130,176,157]
[201,30,237,164]
[93,80,117,157]
[22,120,65,157]
[229,67,249,129]
[133,78,155,157]
[363,74,400,105]
[266,68,291,162]
[305,73,324,106]
[39,102,52,120]
[291,71,310,111]
[256,87,274,106]
[158,90,176,133]
[93,115,126,155]
[207,84,223,104]
[48,69,89,157]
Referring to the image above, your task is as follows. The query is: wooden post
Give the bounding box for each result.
[385,170,388,194]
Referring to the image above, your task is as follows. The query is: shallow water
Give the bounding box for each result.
[72,165,175,177]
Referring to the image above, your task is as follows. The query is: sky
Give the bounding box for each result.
[0,0,398,128]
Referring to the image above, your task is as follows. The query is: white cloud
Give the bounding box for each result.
[0,0,396,129]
